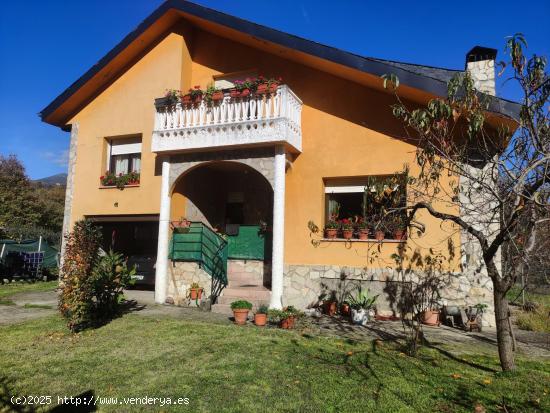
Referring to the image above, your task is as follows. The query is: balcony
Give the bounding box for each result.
[151,85,302,154]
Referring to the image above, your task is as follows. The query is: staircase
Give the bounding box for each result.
[211,260,271,315]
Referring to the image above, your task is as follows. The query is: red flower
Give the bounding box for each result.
[100,176,104,180]
[194,85,200,89]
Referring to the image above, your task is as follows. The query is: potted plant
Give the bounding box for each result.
[233,78,256,97]
[348,288,378,326]
[256,76,282,94]
[164,89,181,106]
[422,307,440,326]
[268,306,301,329]
[357,218,370,240]
[229,88,241,98]
[230,300,253,325]
[371,215,385,241]
[324,218,339,239]
[171,217,191,233]
[324,300,337,316]
[181,94,192,104]
[387,213,407,240]
[188,282,203,301]
[188,85,204,103]
[340,301,351,317]
[254,304,269,326]
[205,84,224,103]
[340,218,355,240]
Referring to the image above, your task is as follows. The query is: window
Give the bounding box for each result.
[107,137,142,175]
[324,175,407,240]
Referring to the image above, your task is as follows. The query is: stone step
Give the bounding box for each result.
[219,286,271,300]
[216,295,270,306]
[227,271,264,281]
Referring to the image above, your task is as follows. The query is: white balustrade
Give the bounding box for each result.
[152,85,302,153]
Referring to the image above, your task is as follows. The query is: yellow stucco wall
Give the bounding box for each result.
[67,27,460,270]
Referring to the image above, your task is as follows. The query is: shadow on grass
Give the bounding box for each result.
[0,376,96,412]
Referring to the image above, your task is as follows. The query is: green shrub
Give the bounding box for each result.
[58,220,102,331]
[516,305,550,333]
[230,300,252,310]
[91,250,135,320]
[58,221,135,331]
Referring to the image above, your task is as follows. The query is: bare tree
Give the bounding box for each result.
[383,34,549,371]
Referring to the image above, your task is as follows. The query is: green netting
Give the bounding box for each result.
[227,226,269,260]
[169,223,228,285]
[0,239,59,269]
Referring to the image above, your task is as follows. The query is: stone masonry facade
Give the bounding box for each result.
[283,264,495,327]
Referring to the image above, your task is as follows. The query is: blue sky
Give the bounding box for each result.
[1,0,548,179]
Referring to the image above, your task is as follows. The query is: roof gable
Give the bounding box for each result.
[40,0,520,128]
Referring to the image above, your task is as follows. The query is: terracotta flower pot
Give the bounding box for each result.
[189,288,202,301]
[280,316,295,329]
[358,229,369,240]
[375,230,385,241]
[341,303,351,317]
[193,95,203,103]
[230,89,240,98]
[256,83,269,94]
[240,88,251,97]
[269,83,279,93]
[233,309,249,325]
[324,301,337,316]
[325,228,337,239]
[181,94,192,104]
[422,309,440,326]
[394,230,407,240]
[342,229,354,240]
[211,91,224,101]
[254,313,267,326]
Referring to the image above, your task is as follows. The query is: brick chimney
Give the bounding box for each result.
[465,46,497,95]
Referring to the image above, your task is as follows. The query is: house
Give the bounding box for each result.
[41,0,519,324]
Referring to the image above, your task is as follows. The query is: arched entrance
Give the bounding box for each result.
[164,161,274,308]
[171,161,273,238]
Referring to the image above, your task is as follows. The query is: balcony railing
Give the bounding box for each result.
[151,85,302,153]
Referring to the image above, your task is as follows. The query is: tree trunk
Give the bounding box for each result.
[493,286,516,371]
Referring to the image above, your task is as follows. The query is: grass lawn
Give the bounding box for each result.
[507,285,550,333]
[1,313,548,412]
[0,280,58,305]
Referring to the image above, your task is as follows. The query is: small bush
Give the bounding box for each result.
[230,300,252,310]
[58,220,102,331]
[516,305,550,333]
[59,220,135,331]
[91,250,135,320]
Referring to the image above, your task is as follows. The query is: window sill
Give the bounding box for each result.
[320,238,406,243]
[99,184,140,189]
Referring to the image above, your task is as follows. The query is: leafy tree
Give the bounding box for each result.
[0,155,41,235]
[383,34,549,371]
[0,155,65,246]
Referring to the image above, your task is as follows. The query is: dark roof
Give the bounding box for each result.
[369,58,463,84]
[40,0,521,125]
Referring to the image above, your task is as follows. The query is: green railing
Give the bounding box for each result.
[169,222,228,287]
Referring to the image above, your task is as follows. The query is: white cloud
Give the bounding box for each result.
[41,149,69,167]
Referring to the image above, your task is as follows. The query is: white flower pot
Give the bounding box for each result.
[351,308,368,326]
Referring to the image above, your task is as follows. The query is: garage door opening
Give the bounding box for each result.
[88,215,158,290]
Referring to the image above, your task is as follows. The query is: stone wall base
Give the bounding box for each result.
[283,264,495,327]
[167,261,212,306]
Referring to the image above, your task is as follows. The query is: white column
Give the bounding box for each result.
[155,158,171,304]
[270,145,286,309]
